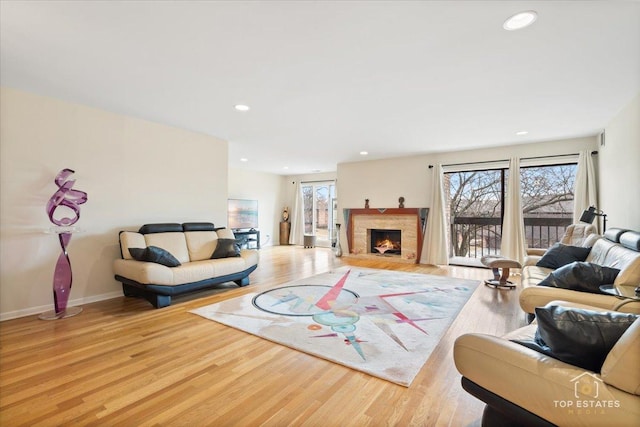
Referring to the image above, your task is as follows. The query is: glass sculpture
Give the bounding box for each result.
[39,169,88,320]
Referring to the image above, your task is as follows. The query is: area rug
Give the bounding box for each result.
[190,267,478,387]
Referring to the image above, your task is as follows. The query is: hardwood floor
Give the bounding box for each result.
[0,246,526,426]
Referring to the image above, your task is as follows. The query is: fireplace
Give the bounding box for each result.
[370,229,401,255]
[345,208,428,264]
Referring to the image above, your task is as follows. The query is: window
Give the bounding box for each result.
[301,181,336,247]
[445,163,577,263]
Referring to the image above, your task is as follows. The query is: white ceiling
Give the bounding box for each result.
[1,1,639,175]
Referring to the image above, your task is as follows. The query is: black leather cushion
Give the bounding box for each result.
[138,223,183,234]
[211,239,241,259]
[513,305,638,372]
[603,228,629,243]
[536,243,591,269]
[129,246,181,267]
[620,231,640,251]
[182,222,216,232]
[538,262,620,293]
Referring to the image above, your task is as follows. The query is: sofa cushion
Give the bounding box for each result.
[513,304,638,372]
[185,231,218,261]
[211,238,241,259]
[538,261,620,293]
[129,246,181,267]
[144,232,190,264]
[535,243,591,269]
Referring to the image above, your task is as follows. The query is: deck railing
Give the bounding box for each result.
[450,216,573,259]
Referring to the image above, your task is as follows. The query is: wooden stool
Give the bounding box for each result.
[480,255,521,289]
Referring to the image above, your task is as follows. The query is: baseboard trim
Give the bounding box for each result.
[0,291,123,322]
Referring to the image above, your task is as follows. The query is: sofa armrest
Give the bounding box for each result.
[526,248,547,257]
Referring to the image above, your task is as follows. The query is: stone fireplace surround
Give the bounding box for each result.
[345,208,428,264]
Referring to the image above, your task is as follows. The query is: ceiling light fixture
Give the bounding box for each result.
[234,104,250,112]
[516,131,529,136]
[360,151,368,156]
[503,10,538,31]
[240,158,248,162]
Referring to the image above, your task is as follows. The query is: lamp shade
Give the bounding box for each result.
[580,207,597,223]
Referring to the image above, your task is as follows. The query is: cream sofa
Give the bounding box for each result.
[454,301,640,427]
[520,228,640,318]
[114,222,259,308]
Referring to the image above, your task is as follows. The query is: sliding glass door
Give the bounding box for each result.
[444,163,577,265]
[302,181,336,247]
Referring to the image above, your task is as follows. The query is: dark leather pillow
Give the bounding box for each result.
[129,246,181,267]
[512,305,638,372]
[538,262,620,293]
[536,243,591,269]
[211,238,241,259]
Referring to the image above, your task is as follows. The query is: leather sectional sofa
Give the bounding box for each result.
[454,300,639,426]
[520,228,640,318]
[113,222,259,308]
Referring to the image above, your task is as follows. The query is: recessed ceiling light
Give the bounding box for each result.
[503,11,537,31]
[283,166,289,170]
[240,158,248,162]
[516,131,529,136]
[360,151,369,156]
[234,104,250,112]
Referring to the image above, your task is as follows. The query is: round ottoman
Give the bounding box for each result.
[480,255,522,289]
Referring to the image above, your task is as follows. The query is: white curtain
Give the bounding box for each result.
[421,164,449,265]
[289,181,304,245]
[573,150,598,226]
[500,157,527,264]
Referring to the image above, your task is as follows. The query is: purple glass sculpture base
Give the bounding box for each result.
[39,229,82,321]
[38,306,83,320]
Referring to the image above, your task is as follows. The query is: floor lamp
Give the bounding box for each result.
[579,206,607,232]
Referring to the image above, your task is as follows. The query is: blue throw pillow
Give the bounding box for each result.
[538,262,620,293]
[129,246,181,267]
[512,305,638,372]
[536,243,591,269]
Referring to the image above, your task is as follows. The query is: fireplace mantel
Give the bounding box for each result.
[344,208,428,263]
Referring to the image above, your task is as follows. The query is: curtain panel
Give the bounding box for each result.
[289,181,304,245]
[421,164,449,265]
[573,150,598,229]
[500,157,527,264]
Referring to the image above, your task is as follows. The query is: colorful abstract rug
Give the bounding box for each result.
[190,267,478,387]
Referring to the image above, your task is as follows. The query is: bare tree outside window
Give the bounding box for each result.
[445,164,577,260]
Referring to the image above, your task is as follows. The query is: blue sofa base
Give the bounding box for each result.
[115,264,257,308]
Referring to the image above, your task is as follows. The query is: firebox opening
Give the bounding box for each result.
[370,229,401,255]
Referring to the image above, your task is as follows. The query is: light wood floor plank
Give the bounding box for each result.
[0,246,525,426]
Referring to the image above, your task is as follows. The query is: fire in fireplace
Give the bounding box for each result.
[370,229,401,255]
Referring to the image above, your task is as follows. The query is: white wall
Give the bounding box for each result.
[0,87,229,320]
[600,93,640,230]
[337,136,599,252]
[228,168,288,246]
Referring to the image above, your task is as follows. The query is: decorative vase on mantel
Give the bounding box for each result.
[335,223,343,257]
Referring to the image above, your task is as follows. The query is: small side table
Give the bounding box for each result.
[303,235,316,248]
[599,284,640,311]
[480,255,522,290]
